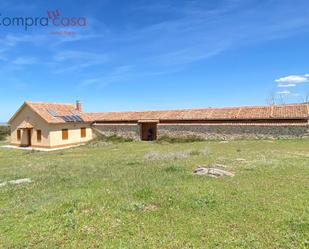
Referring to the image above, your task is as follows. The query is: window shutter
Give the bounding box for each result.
[17,129,21,141]
[37,130,42,142]
[81,127,86,138]
[62,129,68,140]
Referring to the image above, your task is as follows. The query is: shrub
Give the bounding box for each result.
[0,126,9,141]
[157,135,204,143]
[88,135,133,146]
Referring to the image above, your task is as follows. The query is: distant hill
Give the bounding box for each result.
[0,122,8,126]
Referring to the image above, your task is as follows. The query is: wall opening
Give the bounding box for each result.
[21,128,32,147]
[140,123,157,141]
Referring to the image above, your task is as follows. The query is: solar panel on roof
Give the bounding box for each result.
[47,108,57,117]
[66,115,75,122]
[73,115,83,122]
[60,115,84,122]
[61,116,70,122]
[70,116,78,122]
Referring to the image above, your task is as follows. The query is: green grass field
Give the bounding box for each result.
[0,139,308,248]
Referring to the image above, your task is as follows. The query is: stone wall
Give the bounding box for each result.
[92,122,309,141]
[92,124,140,140]
[157,124,309,140]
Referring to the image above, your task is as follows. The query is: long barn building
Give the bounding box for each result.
[8,101,309,148]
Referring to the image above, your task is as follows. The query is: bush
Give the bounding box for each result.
[157,135,204,143]
[88,135,133,146]
[0,126,9,141]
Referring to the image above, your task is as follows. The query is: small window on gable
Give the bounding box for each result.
[81,127,86,138]
[37,130,42,142]
[62,129,68,140]
[17,129,21,141]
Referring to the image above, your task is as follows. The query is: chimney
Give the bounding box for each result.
[76,100,82,112]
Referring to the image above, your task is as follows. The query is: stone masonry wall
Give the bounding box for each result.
[92,123,309,141]
[93,124,140,140]
[157,124,309,140]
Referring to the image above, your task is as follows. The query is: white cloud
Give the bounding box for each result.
[276,91,299,97]
[275,75,308,84]
[276,90,291,95]
[277,83,297,88]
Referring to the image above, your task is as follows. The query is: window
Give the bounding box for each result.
[17,129,21,141]
[37,130,42,142]
[62,129,68,140]
[81,127,86,138]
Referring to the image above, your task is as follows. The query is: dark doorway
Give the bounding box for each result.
[27,129,32,146]
[141,123,157,141]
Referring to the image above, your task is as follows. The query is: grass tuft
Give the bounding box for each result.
[133,187,154,200]
[164,165,184,173]
[192,193,217,209]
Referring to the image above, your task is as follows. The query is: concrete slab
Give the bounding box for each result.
[1,144,82,152]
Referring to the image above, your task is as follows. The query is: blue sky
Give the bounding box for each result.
[1,0,309,121]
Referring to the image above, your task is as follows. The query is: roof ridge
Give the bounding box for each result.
[86,103,307,115]
[26,101,74,106]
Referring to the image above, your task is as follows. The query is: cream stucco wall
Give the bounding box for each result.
[49,123,93,147]
[10,105,50,147]
[10,105,93,148]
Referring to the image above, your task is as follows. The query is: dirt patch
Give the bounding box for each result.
[143,203,160,212]
[81,226,97,234]
[145,151,190,160]
[145,147,211,161]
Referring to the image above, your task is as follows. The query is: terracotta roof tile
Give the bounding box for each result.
[10,101,309,124]
[88,104,309,122]
[26,102,92,123]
